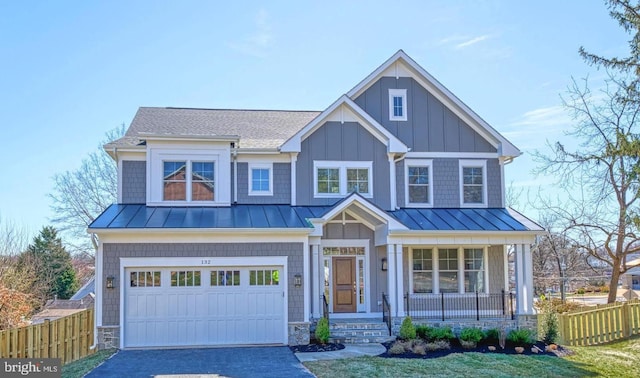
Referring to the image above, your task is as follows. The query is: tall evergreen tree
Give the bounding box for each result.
[18,226,78,305]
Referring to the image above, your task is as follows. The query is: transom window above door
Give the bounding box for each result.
[313,161,373,198]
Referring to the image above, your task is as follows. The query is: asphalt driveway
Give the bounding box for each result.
[85,346,315,378]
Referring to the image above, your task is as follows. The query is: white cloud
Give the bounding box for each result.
[502,105,572,149]
[454,35,490,49]
[228,9,273,58]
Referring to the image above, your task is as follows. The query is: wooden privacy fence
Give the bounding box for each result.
[558,299,640,346]
[0,308,95,364]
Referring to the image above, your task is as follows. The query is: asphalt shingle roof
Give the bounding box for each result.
[106,107,321,149]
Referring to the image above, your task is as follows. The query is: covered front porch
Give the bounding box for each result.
[304,194,543,325]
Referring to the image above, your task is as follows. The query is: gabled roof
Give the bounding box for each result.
[280,95,408,154]
[106,107,320,150]
[347,50,521,158]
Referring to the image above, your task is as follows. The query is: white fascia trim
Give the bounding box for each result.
[404,159,434,208]
[406,152,499,159]
[248,162,274,196]
[139,133,240,143]
[94,232,311,244]
[313,194,407,231]
[459,159,488,208]
[346,50,521,158]
[507,208,545,232]
[280,95,408,154]
[313,160,373,198]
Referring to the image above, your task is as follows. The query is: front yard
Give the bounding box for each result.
[305,337,640,378]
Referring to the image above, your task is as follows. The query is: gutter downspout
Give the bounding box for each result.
[233,147,238,203]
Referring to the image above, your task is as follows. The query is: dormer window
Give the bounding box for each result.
[389,89,407,121]
[163,161,215,201]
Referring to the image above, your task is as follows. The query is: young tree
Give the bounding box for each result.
[49,125,124,253]
[535,74,640,303]
[18,226,78,306]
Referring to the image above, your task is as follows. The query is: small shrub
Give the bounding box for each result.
[415,325,430,340]
[601,285,610,293]
[484,328,500,343]
[459,327,484,343]
[576,288,585,295]
[399,316,417,340]
[507,328,534,347]
[315,317,330,344]
[388,341,406,355]
[425,340,451,351]
[460,339,477,349]
[428,326,455,341]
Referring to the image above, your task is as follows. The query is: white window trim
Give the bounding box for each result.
[459,159,488,208]
[248,162,273,196]
[162,158,216,203]
[405,159,434,207]
[313,160,373,198]
[409,246,490,295]
[388,89,408,121]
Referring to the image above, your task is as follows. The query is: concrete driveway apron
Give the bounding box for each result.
[85,346,315,378]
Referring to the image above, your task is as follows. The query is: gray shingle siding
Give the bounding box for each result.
[101,242,304,326]
[236,163,291,204]
[432,159,459,207]
[121,161,146,204]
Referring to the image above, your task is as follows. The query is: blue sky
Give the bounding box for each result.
[0,1,629,234]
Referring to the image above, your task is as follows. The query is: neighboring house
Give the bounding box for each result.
[30,277,95,324]
[88,50,543,349]
[621,258,640,298]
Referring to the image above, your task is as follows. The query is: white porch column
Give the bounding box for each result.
[394,244,405,317]
[387,244,397,317]
[311,243,321,319]
[503,245,510,293]
[514,244,534,315]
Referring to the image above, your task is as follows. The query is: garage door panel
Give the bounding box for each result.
[124,265,285,348]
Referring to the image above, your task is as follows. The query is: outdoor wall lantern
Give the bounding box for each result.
[294,274,302,288]
[106,275,115,289]
[381,258,388,271]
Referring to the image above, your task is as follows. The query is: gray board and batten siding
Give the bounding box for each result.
[101,242,305,326]
[296,121,391,209]
[354,76,497,153]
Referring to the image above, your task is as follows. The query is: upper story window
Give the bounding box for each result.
[405,159,433,207]
[248,163,273,196]
[313,161,373,198]
[459,160,487,207]
[388,89,408,121]
[163,161,215,201]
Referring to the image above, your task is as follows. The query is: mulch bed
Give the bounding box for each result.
[378,339,573,359]
[289,342,345,353]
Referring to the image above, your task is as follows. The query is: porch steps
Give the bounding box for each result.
[328,321,395,344]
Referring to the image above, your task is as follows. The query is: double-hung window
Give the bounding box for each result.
[248,163,273,196]
[163,161,215,201]
[438,249,459,293]
[459,160,487,207]
[314,161,373,197]
[464,248,485,293]
[412,249,433,293]
[405,159,433,206]
[389,89,408,121]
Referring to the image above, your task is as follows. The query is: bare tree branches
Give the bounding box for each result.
[48,125,124,253]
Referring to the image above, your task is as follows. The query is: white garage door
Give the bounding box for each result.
[123,265,285,348]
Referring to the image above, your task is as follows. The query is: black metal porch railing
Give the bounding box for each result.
[322,293,329,321]
[382,292,392,336]
[405,290,514,321]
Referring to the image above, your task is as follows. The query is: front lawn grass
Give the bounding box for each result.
[62,349,116,378]
[305,336,640,378]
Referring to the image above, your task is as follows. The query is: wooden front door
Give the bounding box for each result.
[333,257,356,313]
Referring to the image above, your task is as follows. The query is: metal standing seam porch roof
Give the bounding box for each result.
[88,204,538,232]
